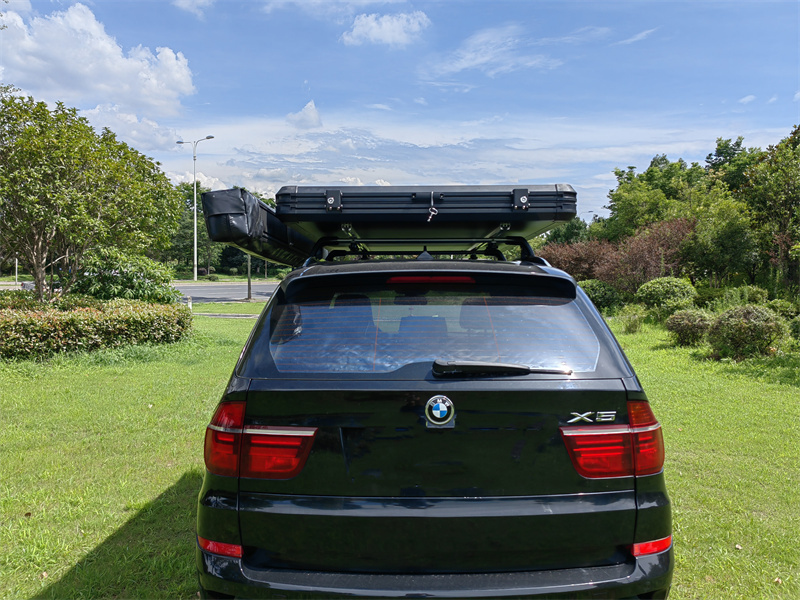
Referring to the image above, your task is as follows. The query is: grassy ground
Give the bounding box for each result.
[1,318,798,598]
[0,317,254,599]
[191,301,267,315]
[609,320,800,599]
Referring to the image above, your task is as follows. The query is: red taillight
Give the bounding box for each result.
[204,402,245,477]
[198,536,243,559]
[631,535,672,557]
[240,427,316,479]
[561,401,665,479]
[561,427,633,478]
[204,402,317,479]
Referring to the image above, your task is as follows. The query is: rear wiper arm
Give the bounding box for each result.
[432,359,573,378]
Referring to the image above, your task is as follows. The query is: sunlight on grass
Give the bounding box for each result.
[0,318,254,599]
[609,320,800,600]
[191,301,267,315]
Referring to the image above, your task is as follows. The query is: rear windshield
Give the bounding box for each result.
[241,277,604,375]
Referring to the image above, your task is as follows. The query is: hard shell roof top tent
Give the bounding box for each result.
[202,184,577,266]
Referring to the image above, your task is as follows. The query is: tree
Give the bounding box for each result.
[680,195,758,285]
[0,91,183,300]
[742,126,800,289]
[705,137,763,193]
[600,156,707,242]
[161,182,223,274]
[542,216,589,245]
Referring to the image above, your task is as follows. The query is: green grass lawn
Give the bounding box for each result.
[0,318,798,598]
[610,320,800,599]
[191,301,267,315]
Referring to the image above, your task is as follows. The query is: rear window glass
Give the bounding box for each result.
[244,281,601,375]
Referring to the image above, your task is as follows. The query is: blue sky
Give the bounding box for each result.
[1,0,798,216]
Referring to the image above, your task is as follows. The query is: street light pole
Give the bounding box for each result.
[176,135,214,281]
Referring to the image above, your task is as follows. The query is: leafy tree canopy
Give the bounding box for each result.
[0,90,182,300]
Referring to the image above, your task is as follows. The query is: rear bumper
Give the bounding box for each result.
[197,544,673,599]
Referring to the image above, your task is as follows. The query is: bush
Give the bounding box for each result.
[0,290,39,311]
[703,285,770,313]
[207,274,219,282]
[635,277,697,319]
[693,285,725,309]
[738,285,768,305]
[229,268,239,276]
[617,303,647,334]
[707,304,788,360]
[766,298,799,320]
[0,299,192,360]
[72,249,181,304]
[579,279,622,311]
[790,315,800,340]
[666,309,712,346]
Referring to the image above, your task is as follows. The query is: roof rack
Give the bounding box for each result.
[202,185,576,267]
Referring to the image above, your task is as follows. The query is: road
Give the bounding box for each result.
[174,281,278,303]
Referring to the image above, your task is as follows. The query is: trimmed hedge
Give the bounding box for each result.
[579,279,622,311]
[0,296,192,360]
[707,304,788,360]
[666,309,712,346]
[635,277,696,320]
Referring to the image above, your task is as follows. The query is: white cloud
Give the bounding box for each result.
[536,26,612,46]
[738,95,756,105]
[4,0,31,14]
[425,25,561,78]
[613,28,657,46]
[341,11,431,47]
[794,91,800,102]
[172,0,215,18]
[287,100,323,129]
[83,104,180,152]
[1,3,194,116]
[263,0,405,20]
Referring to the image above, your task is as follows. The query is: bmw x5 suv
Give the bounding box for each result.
[196,185,672,599]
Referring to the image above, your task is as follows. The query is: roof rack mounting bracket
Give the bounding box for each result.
[325,189,342,212]
[513,188,529,211]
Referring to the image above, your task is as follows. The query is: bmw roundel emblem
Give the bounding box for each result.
[425,395,455,426]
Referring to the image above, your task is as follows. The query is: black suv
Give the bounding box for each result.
[196,186,672,599]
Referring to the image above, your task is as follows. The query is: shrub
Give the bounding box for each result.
[0,290,39,311]
[229,268,239,276]
[579,279,622,311]
[538,240,619,283]
[666,309,712,346]
[617,303,647,334]
[72,249,181,304]
[0,299,192,360]
[790,315,800,340]
[738,285,768,305]
[703,285,770,313]
[694,285,725,309]
[635,277,697,319]
[765,298,798,320]
[198,268,208,277]
[707,304,788,360]
[207,274,219,282]
[605,219,695,295]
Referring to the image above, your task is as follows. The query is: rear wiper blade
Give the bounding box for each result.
[432,359,573,378]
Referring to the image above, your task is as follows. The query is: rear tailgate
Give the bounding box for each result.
[238,378,635,574]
